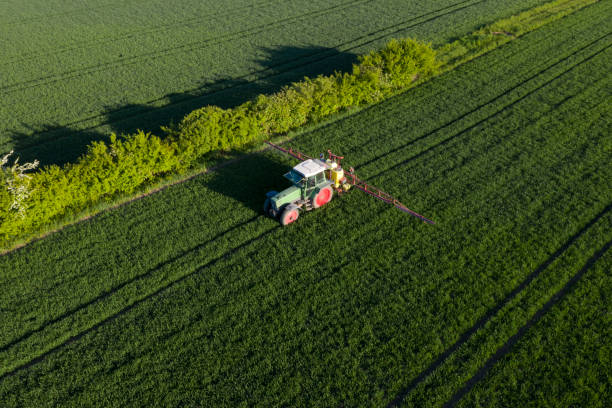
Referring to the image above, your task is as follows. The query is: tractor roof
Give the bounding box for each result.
[293,159,328,178]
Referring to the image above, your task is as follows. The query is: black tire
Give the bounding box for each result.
[264,198,271,215]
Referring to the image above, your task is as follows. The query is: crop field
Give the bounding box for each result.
[1,0,551,166]
[1,0,611,407]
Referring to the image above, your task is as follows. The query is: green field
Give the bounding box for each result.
[1,0,551,166]
[1,0,611,407]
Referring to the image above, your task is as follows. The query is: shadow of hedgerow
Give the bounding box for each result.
[10,45,357,168]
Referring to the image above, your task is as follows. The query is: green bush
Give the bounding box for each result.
[356,38,439,92]
[172,104,263,166]
[251,84,313,134]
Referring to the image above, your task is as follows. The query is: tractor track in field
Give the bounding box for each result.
[366,37,612,180]
[389,86,610,219]
[1,0,282,64]
[4,0,479,100]
[387,202,612,407]
[7,0,488,154]
[0,223,279,380]
[2,0,485,78]
[442,237,612,407]
[0,0,376,95]
[74,228,374,387]
[0,214,261,355]
[426,96,610,215]
[67,257,357,400]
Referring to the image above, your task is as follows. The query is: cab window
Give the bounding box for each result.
[315,173,325,184]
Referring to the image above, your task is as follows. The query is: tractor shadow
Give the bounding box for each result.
[204,152,296,214]
[9,45,357,167]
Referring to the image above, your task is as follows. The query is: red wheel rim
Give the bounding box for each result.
[284,210,298,224]
[315,188,331,207]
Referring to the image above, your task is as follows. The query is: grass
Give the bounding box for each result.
[1,0,552,166]
[0,2,610,406]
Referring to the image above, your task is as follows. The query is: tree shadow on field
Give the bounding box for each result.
[9,45,357,167]
[10,124,110,166]
[204,152,297,213]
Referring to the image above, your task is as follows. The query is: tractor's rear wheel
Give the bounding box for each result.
[313,186,333,209]
[280,204,299,226]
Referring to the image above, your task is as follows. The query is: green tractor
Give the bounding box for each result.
[263,141,435,226]
[264,158,335,226]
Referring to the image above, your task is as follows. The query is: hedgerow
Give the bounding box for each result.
[0,131,180,240]
[0,39,438,247]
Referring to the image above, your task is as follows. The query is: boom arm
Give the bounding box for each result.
[265,141,312,161]
[345,169,435,224]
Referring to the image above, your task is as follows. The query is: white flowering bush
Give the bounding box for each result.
[0,150,39,218]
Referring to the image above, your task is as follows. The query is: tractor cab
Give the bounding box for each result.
[284,159,329,197]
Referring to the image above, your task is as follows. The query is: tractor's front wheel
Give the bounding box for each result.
[313,186,333,209]
[264,198,272,215]
[280,204,299,226]
[264,198,280,218]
